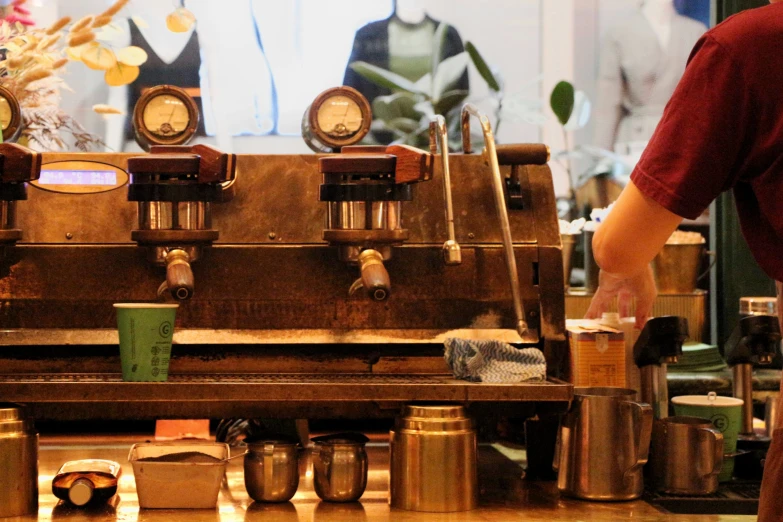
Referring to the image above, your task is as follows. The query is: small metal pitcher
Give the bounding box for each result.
[555,387,653,501]
[311,433,368,503]
[244,438,300,503]
[651,416,723,495]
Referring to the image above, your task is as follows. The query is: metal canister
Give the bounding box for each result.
[0,404,38,518]
[390,404,477,512]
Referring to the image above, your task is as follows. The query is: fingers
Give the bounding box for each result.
[585,289,612,319]
[618,290,632,318]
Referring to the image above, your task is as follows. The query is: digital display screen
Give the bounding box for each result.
[39,170,118,186]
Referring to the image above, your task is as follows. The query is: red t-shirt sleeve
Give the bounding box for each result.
[630,34,753,220]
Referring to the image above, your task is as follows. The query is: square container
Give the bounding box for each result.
[128,441,228,509]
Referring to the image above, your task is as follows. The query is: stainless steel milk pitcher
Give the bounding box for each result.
[555,387,653,501]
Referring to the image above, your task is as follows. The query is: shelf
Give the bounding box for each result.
[0,373,572,404]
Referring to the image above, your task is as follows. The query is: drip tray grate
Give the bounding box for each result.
[644,482,761,515]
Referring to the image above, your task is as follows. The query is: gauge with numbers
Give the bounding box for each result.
[302,86,372,153]
[133,85,199,151]
[0,85,22,143]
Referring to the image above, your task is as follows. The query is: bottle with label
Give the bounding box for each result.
[52,460,121,506]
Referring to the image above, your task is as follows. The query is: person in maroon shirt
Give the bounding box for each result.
[585,2,783,519]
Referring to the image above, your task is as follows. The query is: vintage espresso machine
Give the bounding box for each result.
[0,88,571,448]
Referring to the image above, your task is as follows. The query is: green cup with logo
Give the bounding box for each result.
[672,393,744,482]
[114,304,178,382]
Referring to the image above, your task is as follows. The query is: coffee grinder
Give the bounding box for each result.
[724,315,781,479]
[634,316,689,418]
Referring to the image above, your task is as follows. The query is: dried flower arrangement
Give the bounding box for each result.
[0,0,155,151]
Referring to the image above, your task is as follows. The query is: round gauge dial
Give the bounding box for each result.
[0,85,22,142]
[142,94,191,138]
[303,86,371,153]
[133,85,199,151]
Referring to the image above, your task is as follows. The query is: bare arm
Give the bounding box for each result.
[593,180,683,277]
[586,180,683,326]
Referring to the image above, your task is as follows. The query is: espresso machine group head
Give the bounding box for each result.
[634,316,689,418]
[0,143,40,257]
[319,145,433,301]
[127,144,236,301]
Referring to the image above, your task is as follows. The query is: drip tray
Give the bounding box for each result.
[644,482,760,515]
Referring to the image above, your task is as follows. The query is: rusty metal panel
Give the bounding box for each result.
[0,245,541,334]
[18,153,538,245]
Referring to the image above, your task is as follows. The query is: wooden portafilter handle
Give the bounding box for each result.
[165,249,194,301]
[493,144,550,166]
[358,249,390,302]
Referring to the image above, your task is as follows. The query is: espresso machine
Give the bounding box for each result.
[724,315,781,478]
[0,143,40,258]
[0,93,571,458]
[634,316,689,418]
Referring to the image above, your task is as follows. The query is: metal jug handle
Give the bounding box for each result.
[622,401,653,478]
[699,427,724,477]
[263,443,275,488]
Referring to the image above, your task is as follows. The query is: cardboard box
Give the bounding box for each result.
[567,320,627,387]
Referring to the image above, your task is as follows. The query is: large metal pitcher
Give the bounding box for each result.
[555,387,653,501]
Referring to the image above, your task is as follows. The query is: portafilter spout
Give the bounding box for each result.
[461,104,527,338]
[429,115,461,266]
[634,316,689,419]
[724,315,782,436]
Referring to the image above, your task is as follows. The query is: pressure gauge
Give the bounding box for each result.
[302,86,372,153]
[0,85,22,143]
[133,85,199,151]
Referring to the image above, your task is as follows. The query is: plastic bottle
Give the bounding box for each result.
[52,460,121,506]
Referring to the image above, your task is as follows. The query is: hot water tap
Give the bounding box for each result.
[127,144,236,301]
[634,316,689,419]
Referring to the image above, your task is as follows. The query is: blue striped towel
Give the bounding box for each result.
[444,338,547,383]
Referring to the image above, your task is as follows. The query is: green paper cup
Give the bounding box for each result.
[672,394,744,482]
[114,304,178,382]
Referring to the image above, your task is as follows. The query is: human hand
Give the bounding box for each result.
[585,266,657,328]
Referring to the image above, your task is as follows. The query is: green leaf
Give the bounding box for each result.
[386,117,422,134]
[413,73,433,100]
[563,90,592,131]
[431,22,449,78]
[550,80,575,126]
[433,89,469,116]
[372,92,421,122]
[348,61,423,94]
[432,52,469,103]
[465,41,500,92]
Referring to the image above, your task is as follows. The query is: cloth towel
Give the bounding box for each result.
[444,338,547,383]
